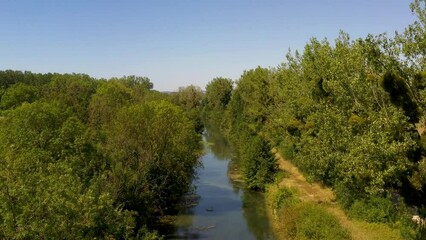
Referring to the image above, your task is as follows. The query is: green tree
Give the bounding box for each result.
[172,85,204,133]
[43,74,98,121]
[0,83,39,109]
[381,72,420,123]
[242,136,277,191]
[0,101,134,239]
[88,80,134,128]
[114,75,154,90]
[399,0,426,70]
[204,77,233,111]
[235,67,272,131]
[174,85,203,110]
[0,70,53,89]
[203,77,233,127]
[105,101,201,226]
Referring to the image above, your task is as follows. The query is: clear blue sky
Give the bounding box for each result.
[0,0,416,91]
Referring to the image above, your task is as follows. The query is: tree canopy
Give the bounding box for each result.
[0,71,202,239]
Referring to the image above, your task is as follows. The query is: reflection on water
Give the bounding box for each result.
[164,128,274,239]
[204,126,233,161]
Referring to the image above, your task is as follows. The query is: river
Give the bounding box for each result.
[164,129,274,239]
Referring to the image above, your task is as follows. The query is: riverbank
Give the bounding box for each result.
[265,149,403,240]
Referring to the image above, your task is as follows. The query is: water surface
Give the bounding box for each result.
[167,130,274,239]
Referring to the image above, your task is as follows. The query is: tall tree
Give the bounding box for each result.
[204,77,233,111]
[105,100,201,226]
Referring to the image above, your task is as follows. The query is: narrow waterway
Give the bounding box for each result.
[166,129,274,239]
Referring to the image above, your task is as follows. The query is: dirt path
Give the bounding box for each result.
[274,150,335,203]
[273,150,402,240]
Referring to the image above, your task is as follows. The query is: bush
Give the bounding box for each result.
[136,227,164,240]
[280,140,296,160]
[270,187,299,210]
[348,197,397,223]
[294,205,351,240]
[398,214,426,240]
[334,182,365,209]
[242,136,277,190]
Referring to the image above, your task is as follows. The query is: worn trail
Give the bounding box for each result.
[272,150,402,240]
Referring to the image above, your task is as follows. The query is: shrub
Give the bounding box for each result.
[348,197,397,223]
[398,214,426,240]
[280,140,296,160]
[271,187,299,210]
[294,205,351,240]
[242,136,277,190]
[136,227,164,240]
[334,182,364,209]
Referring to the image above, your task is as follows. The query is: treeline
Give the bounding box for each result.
[0,71,202,238]
[202,76,277,191]
[203,0,426,237]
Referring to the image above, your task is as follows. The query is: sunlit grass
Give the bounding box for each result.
[265,150,404,240]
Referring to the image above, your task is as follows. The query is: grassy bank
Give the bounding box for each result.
[265,150,403,240]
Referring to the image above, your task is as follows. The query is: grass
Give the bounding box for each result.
[266,184,350,240]
[266,149,403,240]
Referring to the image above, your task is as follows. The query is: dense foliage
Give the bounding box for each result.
[0,72,201,238]
[203,77,233,125]
[203,73,277,191]
[171,85,204,134]
[3,1,426,238]
[202,0,426,237]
